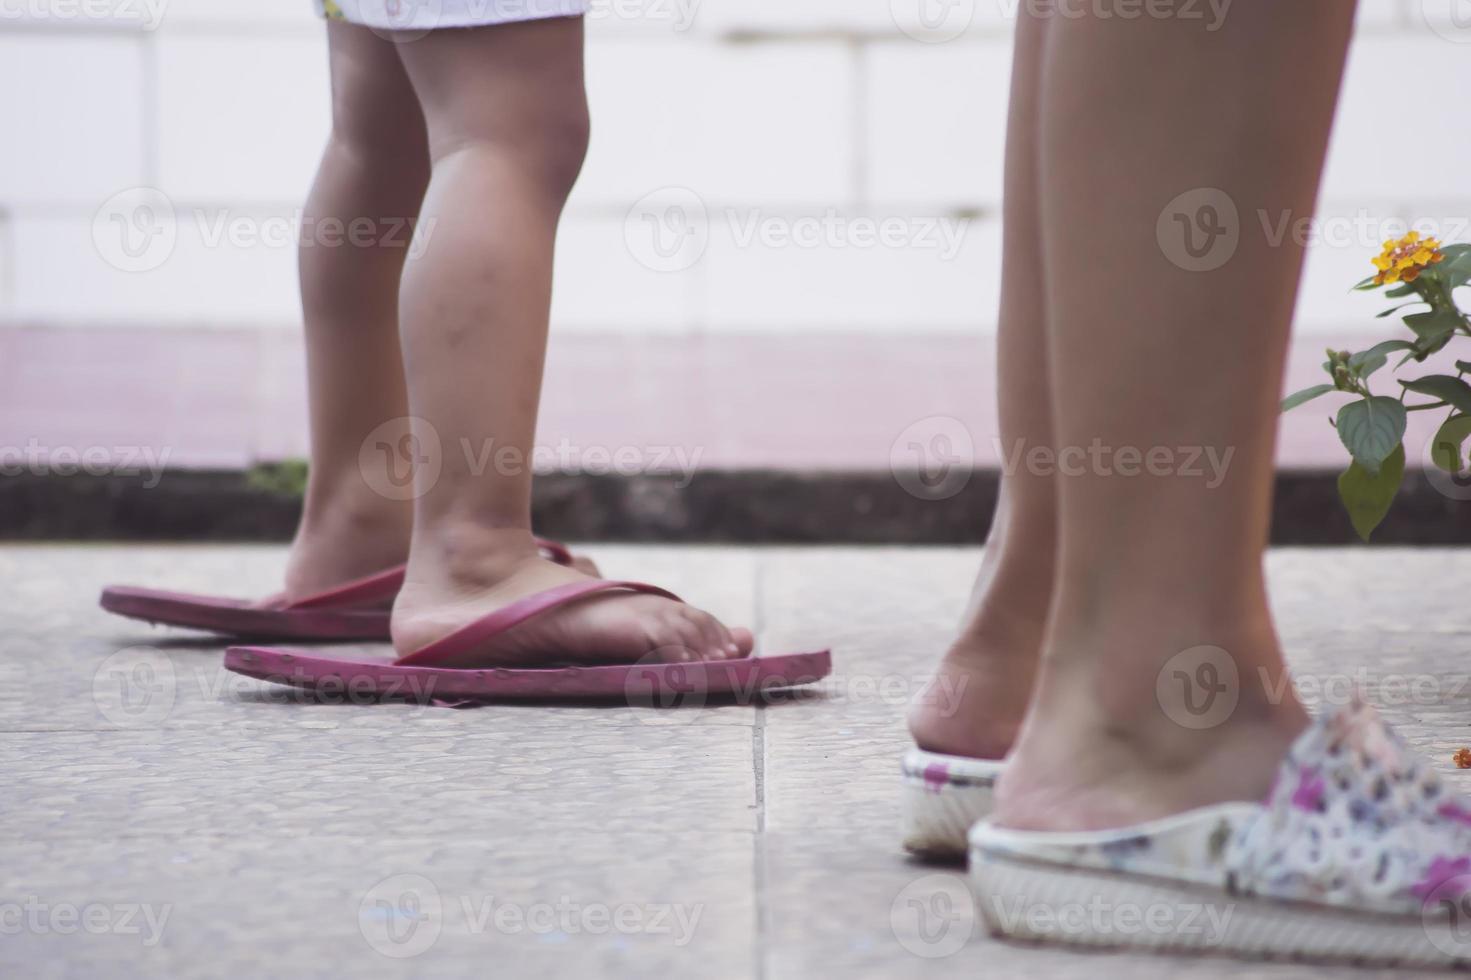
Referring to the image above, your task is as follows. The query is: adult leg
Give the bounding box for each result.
[996,1,1356,830]
[388,18,750,664]
[909,11,1054,760]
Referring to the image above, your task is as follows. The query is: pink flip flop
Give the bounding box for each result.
[223,579,832,703]
[99,536,579,642]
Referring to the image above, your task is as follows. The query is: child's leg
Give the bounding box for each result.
[284,22,428,598]
[908,11,1053,760]
[388,18,750,665]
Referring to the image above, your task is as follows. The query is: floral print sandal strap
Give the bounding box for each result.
[971,699,1471,967]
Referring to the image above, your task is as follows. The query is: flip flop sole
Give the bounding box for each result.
[101,587,391,641]
[224,645,832,703]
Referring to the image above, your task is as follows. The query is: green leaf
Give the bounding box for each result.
[1404,308,1461,342]
[1431,243,1471,290]
[1352,275,1381,291]
[1376,303,1422,318]
[1348,340,1416,379]
[1281,384,1337,413]
[1337,443,1405,542]
[1401,375,1471,415]
[1336,397,1408,473]
[1430,415,1471,473]
[1456,360,1471,375]
[1385,283,1417,298]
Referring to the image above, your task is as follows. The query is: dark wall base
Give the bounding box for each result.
[2,470,1469,545]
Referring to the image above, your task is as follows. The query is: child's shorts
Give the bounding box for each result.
[316,0,589,29]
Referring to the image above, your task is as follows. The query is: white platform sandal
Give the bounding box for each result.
[901,747,1005,858]
[970,699,1471,967]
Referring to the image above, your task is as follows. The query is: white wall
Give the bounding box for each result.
[0,0,1466,338]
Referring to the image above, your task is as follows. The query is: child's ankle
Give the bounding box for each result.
[407,520,542,590]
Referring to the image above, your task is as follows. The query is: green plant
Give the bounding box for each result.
[246,459,309,498]
[1282,232,1471,540]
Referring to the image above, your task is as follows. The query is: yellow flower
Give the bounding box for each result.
[1373,231,1445,286]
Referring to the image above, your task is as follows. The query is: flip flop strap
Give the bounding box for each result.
[395,579,682,667]
[280,537,576,612]
[534,536,574,566]
[280,566,407,611]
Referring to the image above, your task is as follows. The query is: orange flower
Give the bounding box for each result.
[1372,230,1445,286]
[1455,748,1471,769]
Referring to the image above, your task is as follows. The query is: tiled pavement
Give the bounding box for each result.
[2,543,1470,979]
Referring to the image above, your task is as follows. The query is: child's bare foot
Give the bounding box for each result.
[281,487,413,604]
[278,488,597,606]
[391,528,753,666]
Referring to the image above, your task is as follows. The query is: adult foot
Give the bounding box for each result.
[392,529,753,665]
[991,621,1310,833]
[906,549,1049,761]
